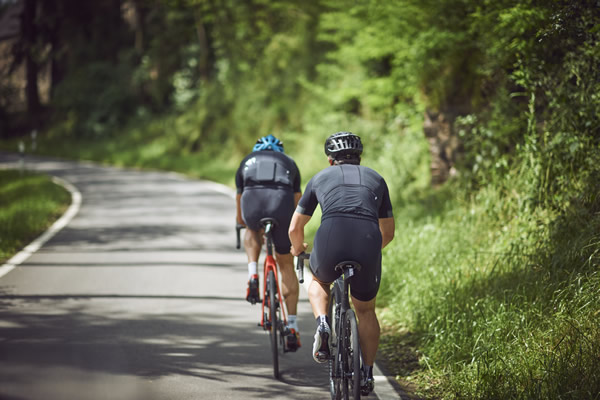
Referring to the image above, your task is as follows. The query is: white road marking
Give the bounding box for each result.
[0,176,82,279]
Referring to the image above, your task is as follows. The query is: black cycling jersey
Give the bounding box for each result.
[236,151,301,255]
[296,164,393,301]
[296,164,393,222]
[235,151,301,194]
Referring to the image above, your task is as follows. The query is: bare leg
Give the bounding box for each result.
[351,296,380,366]
[308,278,330,318]
[244,229,262,263]
[275,252,299,315]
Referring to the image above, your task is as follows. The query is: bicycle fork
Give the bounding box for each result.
[260,261,288,332]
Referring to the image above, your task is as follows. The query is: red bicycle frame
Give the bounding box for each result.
[260,237,287,329]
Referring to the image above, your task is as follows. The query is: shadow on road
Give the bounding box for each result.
[0,295,327,398]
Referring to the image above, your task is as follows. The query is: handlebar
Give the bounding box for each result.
[235,223,245,249]
[296,252,310,284]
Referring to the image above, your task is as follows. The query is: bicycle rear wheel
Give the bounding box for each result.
[328,282,342,399]
[342,309,361,399]
[267,269,279,379]
[328,280,342,349]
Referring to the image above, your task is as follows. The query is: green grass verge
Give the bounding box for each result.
[377,175,600,399]
[0,169,71,263]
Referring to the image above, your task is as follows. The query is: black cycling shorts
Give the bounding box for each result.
[310,216,382,301]
[241,187,295,255]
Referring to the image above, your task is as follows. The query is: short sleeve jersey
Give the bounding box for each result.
[235,151,301,194]
[296,164,393,221]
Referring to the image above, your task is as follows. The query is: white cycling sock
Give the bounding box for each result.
[287,315,298,330]
[248,261,257,278]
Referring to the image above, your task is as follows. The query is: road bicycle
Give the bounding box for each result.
[296,253,363,399]
[236,218,294,379]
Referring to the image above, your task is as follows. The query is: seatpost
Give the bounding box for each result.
[264,221,273,235]
[341,265,355,310]
[264,222,273,256]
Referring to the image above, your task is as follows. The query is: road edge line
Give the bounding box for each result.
[0,176,82,279]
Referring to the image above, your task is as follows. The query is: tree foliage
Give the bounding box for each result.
[1,0,599,397]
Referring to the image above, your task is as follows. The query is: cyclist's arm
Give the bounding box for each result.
[379,217,395,249]
[289,211,311,256]
[234,162,246,226]
[293,191,302,207]
[235,193,245,226]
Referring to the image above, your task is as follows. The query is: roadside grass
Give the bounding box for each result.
[378,173,600,399]
[0,170,71,263]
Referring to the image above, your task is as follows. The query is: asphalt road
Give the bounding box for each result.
[0,153,402,400]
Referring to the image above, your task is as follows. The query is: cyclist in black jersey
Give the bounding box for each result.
[289,132,395,394]
[236,134,303,350]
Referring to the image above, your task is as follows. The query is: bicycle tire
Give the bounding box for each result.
[328,282,342,399]
[328,280,342,347]
[342,309,361,399]
[268,269,279,379]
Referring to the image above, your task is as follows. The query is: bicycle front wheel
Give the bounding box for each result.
[267,269,279,379]
[342,309,361,399]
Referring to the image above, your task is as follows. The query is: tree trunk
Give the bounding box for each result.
[131,0,146,55]
[423,108,460,186]
[22,0,41,113]
[194,9,214,81]
[108,0,122,63]
[40,0,63,99]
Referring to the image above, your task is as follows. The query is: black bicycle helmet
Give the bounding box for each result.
[324,131,363,159]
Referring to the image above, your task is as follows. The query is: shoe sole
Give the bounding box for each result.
[313,331,330,363]
[361,380,374,395]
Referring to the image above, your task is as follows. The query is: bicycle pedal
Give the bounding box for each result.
[314,351,330,363]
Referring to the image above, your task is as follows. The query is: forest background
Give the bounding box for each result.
[1,0,599,398]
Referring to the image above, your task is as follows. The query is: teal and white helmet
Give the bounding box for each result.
[253,134,284,152]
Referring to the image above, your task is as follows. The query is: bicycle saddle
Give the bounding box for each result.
[260,217,279,228]
[334,261,362,272]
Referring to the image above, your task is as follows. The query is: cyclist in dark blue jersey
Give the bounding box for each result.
[236,134,302,350]
[289,132,395,393]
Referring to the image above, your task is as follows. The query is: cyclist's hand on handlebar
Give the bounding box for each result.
[290,242,308,257]
[235,222,246,249]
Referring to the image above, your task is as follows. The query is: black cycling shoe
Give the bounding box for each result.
[361,365,375,395]
[285,328,301,352]
[246,274,260,304]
